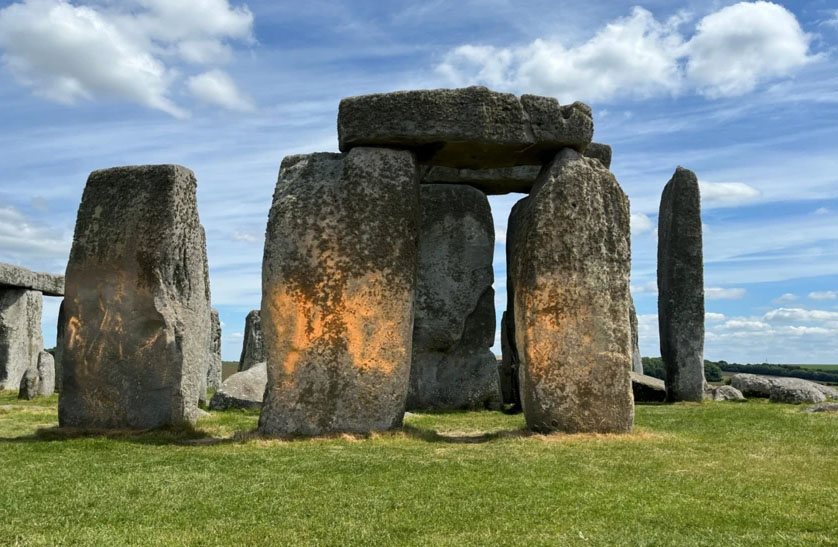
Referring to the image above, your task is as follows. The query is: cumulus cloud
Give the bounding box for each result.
[773,293,798,304]
[630,213,654,236]
[763,307,838,323]
[0,0,253,116]
[436,2,817,103]
[0,206,70,269]
[188,69,253,111]
[706,287,746,300]
[809,291,837,301]
[699,181,761,206]
[706,312,726,322]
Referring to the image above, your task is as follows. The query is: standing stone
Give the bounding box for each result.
[657,167,705,402]
[59,165,211,429]
[36,350,55,396]
[55,300,65,391]
[511,149,634,433]
[206,308,222,391]
[499,196,528,409]
[259,148,420,436]
[18,367,39,400]
[630,298,643,374]
[238,310,265,372]
[0,288,43,390]
[408,184,499,410]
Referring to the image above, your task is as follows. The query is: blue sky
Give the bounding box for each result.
[1,0,837,363]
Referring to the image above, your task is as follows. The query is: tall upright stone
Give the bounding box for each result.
[59,165,211,429]
[55,300,65,391]
[0,289,43,390]
[511,149,634,433]
[408,184,499,410]
[238,310,265,372]
[499,196,528,409]
[259,148,420,436]
[657,167,705,402]
[207,308,222,391]
[630,297,643,374]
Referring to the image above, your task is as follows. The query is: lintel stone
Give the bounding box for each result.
[0,262,64,296]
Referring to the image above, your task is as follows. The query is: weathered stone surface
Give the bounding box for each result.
[238,310,265,372]
[338,87,593,169]
[512,149,633,433]
[499,197,528,409]
[0,288,43,390]
[629,297,643,374]
[0,262,64,296]
[408,184,499,410]
[630,372,666,402]
[259,148,420,436]
[769,379,827,404]
[806,402,838,413]
[55,300,65,391]
[206,308,222,391]
[209,362,266,410]
[731,373,836,401]
[36,350,55,396]
[658,167,705,402]
[18,367,39,400]
[811,382,838,400]
[59,165,211,429]
[704,384,744,401]
[584,142,612,169]
[730,373,774,397]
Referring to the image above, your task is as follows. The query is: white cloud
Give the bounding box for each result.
[0,0,254,116]
[720,319,769,331]
[231,229,259,242]
[436,2,816,103]
[706,287,746,300]
[808,291,837,301]
[822,10,838,29]
[630,213,654,236]
[631,280,658,295]
[699,181,761,205]
[0,206,70,270]
[815,207,829,215]
[773,293,798,304]
[706,312,726,322]
[188,69,253,111]
[763,307,838,323]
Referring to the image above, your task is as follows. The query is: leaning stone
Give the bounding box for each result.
[408,184,499,410]
[512,149,633,433]
[338,87,593,169]
[18,367,39,400]
[0,288,43,390]
[238,310,265,372]
[769,379,827,404]
[805,402,838,413]
[630,372,666,403]
[0,262,64,296]
[206,308,222,391]
[629,297,643,374]
[584,142,612,169]
[259,148,420,436]
[209,362,267,411]
[59,165,211,429]
[704,384,744,401]
[36,350,55,396]
[658,167,705,402]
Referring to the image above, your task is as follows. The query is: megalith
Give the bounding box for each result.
[408,184,499,410]
[59,165,211,429]
[36,350,55,396]
[630,298,643,374]
[259,148,420,436]
[499,196,528,408]
[207,308,222,391]
[238,309,265,371]
[0,288,43,390]
[657,167,705,402]
[511,149,634,433]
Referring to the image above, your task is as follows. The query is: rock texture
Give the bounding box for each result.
[206,308,222,391]
[209,362,267,410]
[630,372,666,402]
[59,165,211,429]
[259,148,420,436]
[18,367,39,400]
[806,402,838,413]
[0,288,43,390]
[630,298,643,374]
[731,373,836,401]
[730,374,774,398]
[769,379,827,404]
[55,300,65,391]
[704,384,744,401]
[408,184,499,410]
[499,197,528,409]
[36,350,55,396]
[657,167,705,402]
[511,149,633,433]
[0,262,64,296]
[338,87,593,169]
[238,310,265,372]
[584,142,612,169]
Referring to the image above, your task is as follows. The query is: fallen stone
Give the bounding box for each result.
[731,373,836,402]
[18,367,39,400]
[36,350,55,396]
[512,149,633,433]
[805,402,838,413]
[631,372,666,402]
[338,86,593,169]
[239,310,265,372]
[209,362,267,410]
[206,308,222,391]
[0,288,43,390]
[811,383,838,400]
[59,165,211,429]
[704,384,744,401]
[0,262,64,296]
[658,167,705,402]
[408,184,499,410]
[630,297,643,374]
[769,379,827,404]
[259,148,420,436]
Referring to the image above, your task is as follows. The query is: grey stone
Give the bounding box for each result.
[209,362,267,410]
[499,196,528,409]
[806,402,838,413]
[0,288,43,390]
[259,148,420,436]
[338,86,593,169]
[408,184,499,410]
[238,310,265,372]
[704,384,744,401]
[0,262,64,296]
[730,373,774,397]
[631,372,666,402]
[206,308,222,391]
[770,379,827,404]
[36,350,55,396]
[658,167,705,402]
[730,373,835,402]
[18,367,39,400]
[511,149,633,433]
[55,300,65,391]
[811,383,838,400]
[584,142,612,169]
[59,165,211,429]
[630,297,643,374]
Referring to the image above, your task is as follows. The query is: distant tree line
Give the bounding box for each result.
[641,357,722,382]
[641,358,838,384]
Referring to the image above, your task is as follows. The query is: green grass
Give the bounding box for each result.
[1,392,837,546]
[791,364,838,371]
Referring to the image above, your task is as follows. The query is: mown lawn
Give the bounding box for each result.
[1,392,836,546]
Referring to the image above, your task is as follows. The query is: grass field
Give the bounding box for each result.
[790,364,838,371]
[1,393,837,546]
